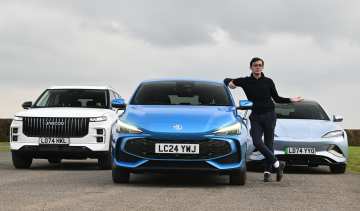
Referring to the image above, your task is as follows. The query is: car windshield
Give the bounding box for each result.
[130,81,232,106]
[275,102,329,120]
[33,89,109,108]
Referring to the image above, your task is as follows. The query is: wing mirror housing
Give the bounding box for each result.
[333,115,343,122]
[112,98,126,110]
[237,100,253,110]
[22,101,32,109]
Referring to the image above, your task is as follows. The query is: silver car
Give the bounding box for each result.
[248,100,348,173]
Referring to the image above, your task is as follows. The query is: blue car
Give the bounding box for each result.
[111,79,252,185]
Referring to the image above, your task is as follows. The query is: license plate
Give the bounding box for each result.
[155,143,199,154]
[285,147,316,155]
[39,137,70,145]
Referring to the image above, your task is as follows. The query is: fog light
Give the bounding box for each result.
[96,137,103,143]
[12,135,18,142]
[12,128,18,134]
[96,129,104,135]
[328,145,344,158]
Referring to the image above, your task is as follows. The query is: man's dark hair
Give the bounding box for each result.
[250,57,264,67]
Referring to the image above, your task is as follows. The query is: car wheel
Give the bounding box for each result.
[112,168,130,183]
[98,153,112,170]
[48,158,61,164]
[12,151,32,169]
[330,164,346,174]
[229,163,247,185]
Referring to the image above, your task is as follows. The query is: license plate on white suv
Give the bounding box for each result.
[155,143,199,154]
[39,137,70,145]
[285,147,316,155]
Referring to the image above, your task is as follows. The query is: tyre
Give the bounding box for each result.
[330,164,346,174]
[112,168,130,183]
[48,158,61,164]
[229,163,247,185]
[98,152,112,170]
[12,151,32,169]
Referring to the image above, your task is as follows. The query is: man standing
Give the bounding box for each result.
[224,57,303,182]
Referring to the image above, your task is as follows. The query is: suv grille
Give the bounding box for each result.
[23,117,89,138]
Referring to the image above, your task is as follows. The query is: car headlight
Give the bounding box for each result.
[116,120,143,134]
[213,122,241,135]
[322,130,344,138]
[13,116,23,121]
[89,116,107,122]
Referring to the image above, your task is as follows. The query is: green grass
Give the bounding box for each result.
[348,146,360,173]
[0,141,9,152]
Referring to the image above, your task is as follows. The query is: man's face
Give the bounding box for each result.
[250,60,264,75]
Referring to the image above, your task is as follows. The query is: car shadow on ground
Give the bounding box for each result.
[246,162,332,174]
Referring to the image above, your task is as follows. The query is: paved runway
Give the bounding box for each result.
[0,152,359,210]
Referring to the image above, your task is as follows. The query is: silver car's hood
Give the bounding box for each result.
[275,119,342,139]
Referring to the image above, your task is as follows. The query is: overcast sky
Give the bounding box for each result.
[0,0,359,128]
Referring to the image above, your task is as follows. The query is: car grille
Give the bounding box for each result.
[23,117,89,138]
[124,138,232,160]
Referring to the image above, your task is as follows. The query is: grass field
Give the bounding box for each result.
[0,141,9,152]
[348,146,360,173]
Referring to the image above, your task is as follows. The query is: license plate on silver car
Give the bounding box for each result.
[39,137,70,145]
[155,143,199,154]
[285,147,316,155]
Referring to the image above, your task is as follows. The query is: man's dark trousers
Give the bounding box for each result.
[250,111,277,172]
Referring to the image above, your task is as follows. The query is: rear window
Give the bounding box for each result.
[275,102,329,120]
[130,81,232,106]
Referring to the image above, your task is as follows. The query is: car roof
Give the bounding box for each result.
[140,78,224,85]
[275,100,319,105]
[48,86,113,90]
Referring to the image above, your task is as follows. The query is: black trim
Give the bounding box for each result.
[13,146,108,159]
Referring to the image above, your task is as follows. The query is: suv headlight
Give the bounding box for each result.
[322,130,344,138]
[213,122,241,135]
[90,116,107,122]
[116,120,143,134]
[13,116,23,121]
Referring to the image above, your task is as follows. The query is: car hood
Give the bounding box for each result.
[121,105,237,133]
[15,107,110,118]
[275,119,342,139]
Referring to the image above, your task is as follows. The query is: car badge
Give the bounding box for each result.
[172,124,183,131]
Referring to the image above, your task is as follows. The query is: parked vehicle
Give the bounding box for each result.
[248,100,348,173]
[111,79,253,185]
[10,86,121,169]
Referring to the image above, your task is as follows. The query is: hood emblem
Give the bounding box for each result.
[46,121,65,126]
[172,124,183,131]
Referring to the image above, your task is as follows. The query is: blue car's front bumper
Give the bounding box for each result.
[112,133,247,174]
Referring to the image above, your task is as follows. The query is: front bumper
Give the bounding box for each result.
[10,120,112,152]
[112,134,247,173]
[249,136,348,166]
[12,146,108,159]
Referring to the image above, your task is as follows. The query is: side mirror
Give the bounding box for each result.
[112,98,126,110]
[22,101,32,109]
[333,115,343,122]
[237,100,253,110]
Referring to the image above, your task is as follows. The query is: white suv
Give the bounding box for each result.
[10,86,121,169]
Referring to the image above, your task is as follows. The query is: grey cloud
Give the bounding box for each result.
[28,0,360,47]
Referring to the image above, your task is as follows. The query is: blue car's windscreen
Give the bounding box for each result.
[33,89,109,108]
[131,81,232,106]
[275,102,330,120]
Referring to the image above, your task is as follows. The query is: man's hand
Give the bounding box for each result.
[290,96,304,103]
[228,80,237,89]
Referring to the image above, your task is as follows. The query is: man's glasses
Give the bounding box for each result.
[252,63,263,67]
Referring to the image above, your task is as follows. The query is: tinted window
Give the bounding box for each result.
[131,81,232,106]
[34,89,109,109]
[275,102,329,120]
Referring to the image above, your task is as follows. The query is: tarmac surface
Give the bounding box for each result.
[0,152,359,211]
